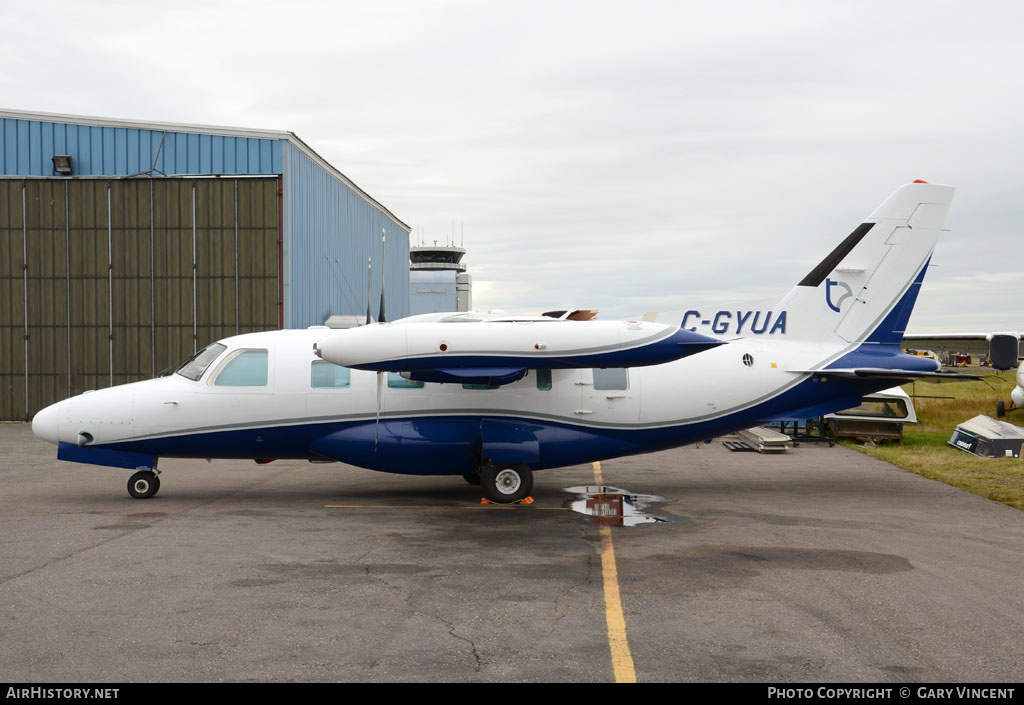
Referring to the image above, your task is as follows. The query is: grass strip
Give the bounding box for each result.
[844,370,1024,510]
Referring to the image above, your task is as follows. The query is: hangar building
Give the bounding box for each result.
[0,108,410,420]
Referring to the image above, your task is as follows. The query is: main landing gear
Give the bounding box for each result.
[127,470,161,499]
[479,463,533,504]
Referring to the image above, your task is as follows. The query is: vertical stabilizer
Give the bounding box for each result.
[776,182,955,344]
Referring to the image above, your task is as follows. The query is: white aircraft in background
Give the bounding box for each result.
[33,181,964,503]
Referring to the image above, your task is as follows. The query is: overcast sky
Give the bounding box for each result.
[3,0,1022,331]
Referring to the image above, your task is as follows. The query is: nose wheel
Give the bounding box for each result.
[127,471,161,499]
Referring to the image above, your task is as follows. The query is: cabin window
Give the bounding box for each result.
[387,372,425,389]
[311,361,351,389]
[535,369,552,391]
[213,349,268,386]
[592,368,628,391]
[175,343,227,381]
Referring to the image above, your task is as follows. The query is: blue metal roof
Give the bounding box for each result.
[1,113,281,176]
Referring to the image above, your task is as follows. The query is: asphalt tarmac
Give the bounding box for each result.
[1,423,1022,683]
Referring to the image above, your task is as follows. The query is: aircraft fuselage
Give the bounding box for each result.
[32,326,911,476]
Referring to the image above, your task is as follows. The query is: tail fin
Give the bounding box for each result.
[777,181,955,344]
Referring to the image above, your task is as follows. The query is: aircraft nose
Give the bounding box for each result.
[32,402,61,445]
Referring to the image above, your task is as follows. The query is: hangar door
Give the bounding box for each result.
[0,177,280,420]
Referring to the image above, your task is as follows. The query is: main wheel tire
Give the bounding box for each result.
[481,464,533,504]
[997,399,1006,417]
[127,471,160,499]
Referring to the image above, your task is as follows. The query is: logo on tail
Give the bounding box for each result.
[825,278,853,313]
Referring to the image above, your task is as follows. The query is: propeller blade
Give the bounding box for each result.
[365,257,372,326]
[378,228,387,323]
[375,370,383,450]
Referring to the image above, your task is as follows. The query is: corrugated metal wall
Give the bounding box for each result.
[0,177,279,420]
[0,117,283,177]
[284,144,410,327]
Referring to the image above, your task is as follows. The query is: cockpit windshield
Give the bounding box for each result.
[173,343,228,381]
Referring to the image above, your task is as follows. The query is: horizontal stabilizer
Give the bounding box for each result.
[789,368,981,382]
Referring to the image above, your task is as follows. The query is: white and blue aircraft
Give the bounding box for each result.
[32,181,960,503]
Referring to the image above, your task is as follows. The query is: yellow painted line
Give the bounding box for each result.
[324,504,569,511]
[593,461,637,683]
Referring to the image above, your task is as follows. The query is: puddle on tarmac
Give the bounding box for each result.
[561,485,681,527]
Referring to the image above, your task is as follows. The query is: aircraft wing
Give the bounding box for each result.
[314,317,724,385]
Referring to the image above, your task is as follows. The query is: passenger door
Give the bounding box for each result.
[578,367,640,427]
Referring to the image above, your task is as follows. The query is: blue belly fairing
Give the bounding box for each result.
[83,372,887,476]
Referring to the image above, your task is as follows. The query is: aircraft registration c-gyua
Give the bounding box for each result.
[33,181,962,503]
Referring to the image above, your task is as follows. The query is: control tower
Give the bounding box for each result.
[409,243,472,315]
